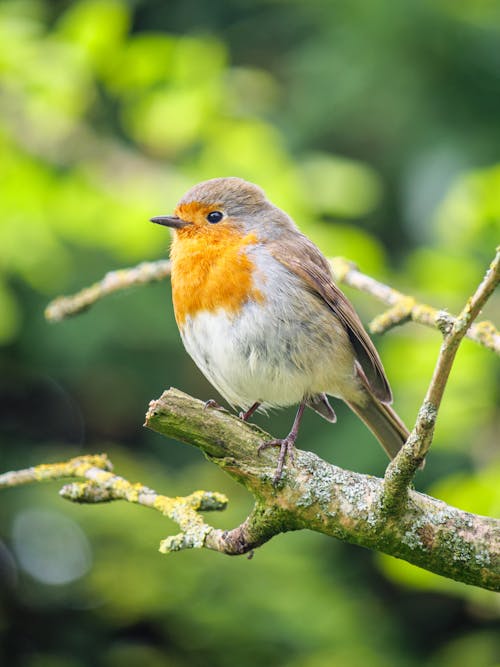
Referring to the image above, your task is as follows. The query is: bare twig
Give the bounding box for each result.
[45,261,171,322]
[383,247,500,508]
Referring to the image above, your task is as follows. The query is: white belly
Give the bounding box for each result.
[180,305,308,409]
[178,254,360,411]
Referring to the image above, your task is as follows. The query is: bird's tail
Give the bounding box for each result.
[347,394,409,459]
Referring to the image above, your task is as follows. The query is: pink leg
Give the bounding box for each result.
[239,402,261,422]
[258,400,306,484]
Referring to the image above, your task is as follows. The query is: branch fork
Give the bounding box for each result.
[382,247,500,510]
[0,454,229,555]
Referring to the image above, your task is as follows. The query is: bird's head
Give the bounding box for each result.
[151,177,296,241]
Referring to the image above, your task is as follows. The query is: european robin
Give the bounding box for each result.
[151,177,409,483]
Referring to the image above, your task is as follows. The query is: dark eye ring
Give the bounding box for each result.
[206,210,223,224]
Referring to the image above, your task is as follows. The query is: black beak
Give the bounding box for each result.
[150,215,191,229]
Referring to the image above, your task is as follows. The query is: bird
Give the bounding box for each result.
[151,177,409,483]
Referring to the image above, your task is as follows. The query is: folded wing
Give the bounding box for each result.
[268,234,392,404]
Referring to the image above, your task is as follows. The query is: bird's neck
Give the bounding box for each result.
[169,230,264,327]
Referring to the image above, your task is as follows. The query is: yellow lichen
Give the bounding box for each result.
[370,297,415,334]
[329,256,357,283]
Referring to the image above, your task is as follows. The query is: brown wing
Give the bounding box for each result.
[268,234,392,403]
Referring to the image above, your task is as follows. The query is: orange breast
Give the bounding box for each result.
[170,227,265,327]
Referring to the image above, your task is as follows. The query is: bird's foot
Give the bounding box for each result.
[258,436,296,485]
[257,400,306,485]
[204,399,224,411]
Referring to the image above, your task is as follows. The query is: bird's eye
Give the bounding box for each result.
[206,211,223,224]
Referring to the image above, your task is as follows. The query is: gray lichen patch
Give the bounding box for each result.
[401,517,428,551]
[417,400,438,428]
[292,452,384,534]
[293,451,338,513]
[435,525,492,566]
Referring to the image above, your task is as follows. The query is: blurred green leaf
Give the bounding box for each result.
[301,153,383,218]
[0,279,21,342]
[56,0,129,72]
[383,335,497,448]
[435,165,500,260]
[104,34,176,93]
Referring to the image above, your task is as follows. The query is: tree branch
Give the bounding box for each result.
[44,257,500,354]
[2,389,499,588]
[383,247,500,508]
[142,389,499,590]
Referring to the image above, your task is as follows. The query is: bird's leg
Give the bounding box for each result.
[239,402,261,421]
[258,400,307,484]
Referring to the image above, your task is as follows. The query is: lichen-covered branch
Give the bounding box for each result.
[2,389,499,587]
[145,388,500,591]
[0,453,231,554]
[0,454,113,487]
[383,247,500,507]
[329,257,500,354]
[44,256,500,354]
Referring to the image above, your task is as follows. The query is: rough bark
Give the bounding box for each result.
[144,389,500,591]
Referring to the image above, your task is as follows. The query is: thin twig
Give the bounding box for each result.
[0,454,232,554]
[45,261,171,322]
[383,247,500,509]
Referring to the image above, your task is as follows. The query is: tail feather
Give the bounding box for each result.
[347,395,409,459]
[307,393,337,423]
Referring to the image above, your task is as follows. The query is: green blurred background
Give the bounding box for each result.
[1,0,499,665]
